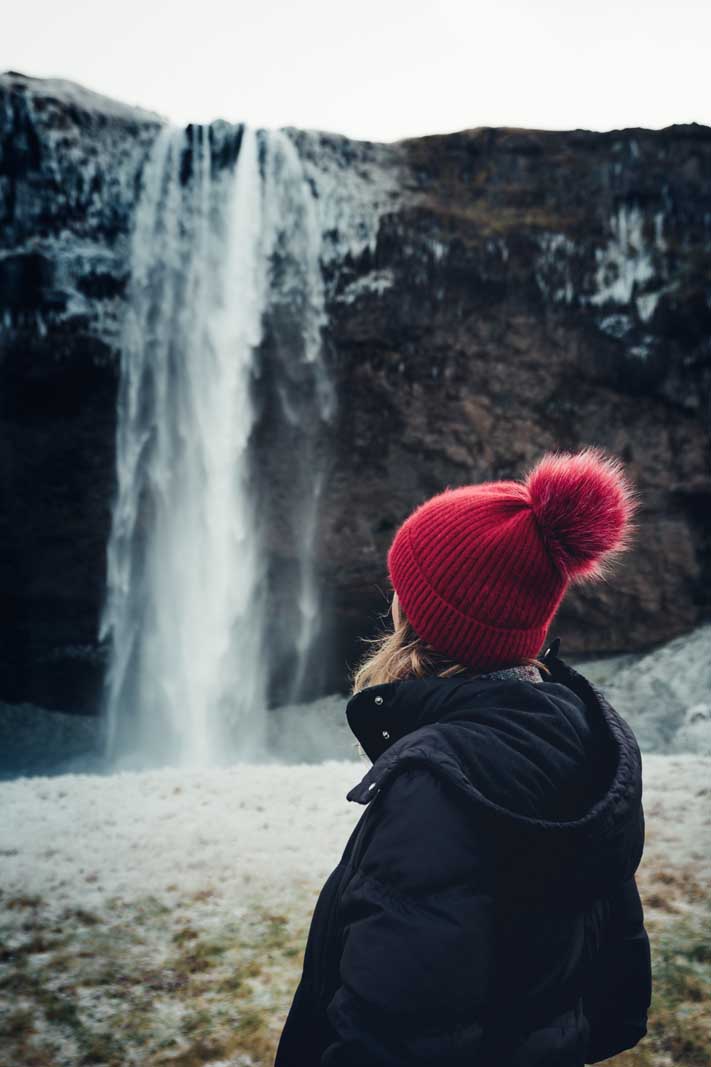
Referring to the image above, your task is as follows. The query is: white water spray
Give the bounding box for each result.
[100,123,333,769]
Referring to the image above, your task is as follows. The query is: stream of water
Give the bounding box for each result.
[100,122,334,769]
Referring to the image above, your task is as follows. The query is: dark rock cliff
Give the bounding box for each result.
[1,72,708,712]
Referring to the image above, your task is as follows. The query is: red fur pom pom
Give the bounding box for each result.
[524,447,639,582]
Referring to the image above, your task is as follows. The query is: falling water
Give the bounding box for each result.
[100,122,334,769]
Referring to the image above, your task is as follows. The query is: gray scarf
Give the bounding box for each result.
[475,663,543,684]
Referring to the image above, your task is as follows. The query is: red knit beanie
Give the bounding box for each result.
[387,447,638,671]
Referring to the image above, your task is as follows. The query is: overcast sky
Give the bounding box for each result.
[3,0,708,141]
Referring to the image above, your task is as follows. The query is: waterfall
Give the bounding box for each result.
[99,121,334,769]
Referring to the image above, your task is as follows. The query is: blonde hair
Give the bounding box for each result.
[348,600,550,758]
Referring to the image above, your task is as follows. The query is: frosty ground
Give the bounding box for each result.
[0,753,709,1067]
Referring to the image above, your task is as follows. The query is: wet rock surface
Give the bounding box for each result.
[1,72,709,711]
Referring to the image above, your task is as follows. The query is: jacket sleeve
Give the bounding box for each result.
[321,765,494,1067]
[583,875,652,1064]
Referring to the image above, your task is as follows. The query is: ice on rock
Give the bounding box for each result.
[577,624,711,756]
[534,232,578,304]
[637,290,663,322]
[533,204,678,327]
[589,204,656,306]
[336,268,395,304]
[288,130,403,269]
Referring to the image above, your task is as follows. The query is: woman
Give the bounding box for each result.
[274,447,652,1067]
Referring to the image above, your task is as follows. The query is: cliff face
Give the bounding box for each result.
[0,76,160,710]
[1,72,709,712]
[313,125,711,680]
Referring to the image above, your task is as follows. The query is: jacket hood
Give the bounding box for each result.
[344,640,644,905]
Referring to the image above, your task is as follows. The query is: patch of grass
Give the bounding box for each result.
[5,894,43,910]
[172,925,199,946]
[4,1044,68,1067]
[262,913,289,949]
[644,891,681,914]
[0,962,38,996]
[0,1006,35,1039]
[235,1007,268,1035]
[65,907,101,927]
[181,1008,213,1036]
[78,1029,126,1066]
[216,971,243,994]
[614,905,711,1067]
[189,887,216,903]
[0,909,68,968]
[134,895,172,920]
[173,939,219,977]
[229,1006,275,1063]
[43,992,82,1029]
[155,1037,229,1067]
[641,865,708,912]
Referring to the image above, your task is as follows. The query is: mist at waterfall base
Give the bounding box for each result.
[1,625,709,781]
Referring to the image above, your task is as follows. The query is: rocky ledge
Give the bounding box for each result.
[1,71,709,711]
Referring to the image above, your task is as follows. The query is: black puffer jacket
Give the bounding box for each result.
[274,642,652,1066]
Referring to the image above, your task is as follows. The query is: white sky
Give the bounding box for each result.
[3,0,709,142]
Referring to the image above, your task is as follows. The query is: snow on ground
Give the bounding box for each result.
[1,756,708,918]
[0,623,704,1062]
[1,625,709,1064]
[0,761,366,1067]
[638,755,711,913]
[0,760,365,916]
[0,755,709,1066]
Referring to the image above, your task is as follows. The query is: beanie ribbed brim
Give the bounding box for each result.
[388,524,552,670]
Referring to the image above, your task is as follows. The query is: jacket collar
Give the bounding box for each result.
[346,661,545,765]
[344,637,640,819]
[343,638,645,902]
